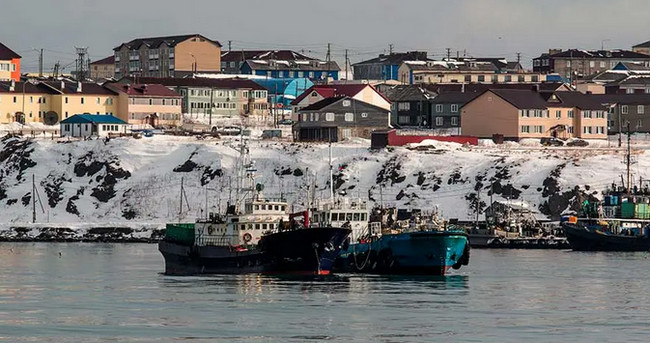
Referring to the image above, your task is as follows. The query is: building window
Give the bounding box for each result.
[325,113,335,121]
[626,88,635,94]
[491,75,498,83]
[435,117,443,126]
[398,116,410,124]
[96,97,100,104]
[533,125,544,133]
[556,110,561,118]
[342,100,351,107]
[361,112,368,118]
[518,75,525,82]
[589,61,595,68]
[451,104,459,113]
[398,102,410,111]
[531,75,539,82]
[504,75,512,82]
[568,126,574,134]
[345,113,354,122]
[521,125,530,133]
[638,105,644,114]
[568,110,574,118]
[477,75,485,82]
[435,104,442,112]
[81,97,85,104]
[149,99,153,105]
[637,119,643,129]
[583,110,591,119]
[451,117,458,126]
[622,105,629,114]
[600,61,606,68]
[464,75,471,82]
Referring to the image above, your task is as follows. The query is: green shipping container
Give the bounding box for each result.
[621,202,636,219]
[636,204,650,219]
[165,223,195,244]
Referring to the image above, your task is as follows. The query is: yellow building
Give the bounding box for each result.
[41,81,119,121]
[0,80,56,124]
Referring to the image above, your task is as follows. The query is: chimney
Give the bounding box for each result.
[76,81,82,93]
[9,79,15,92]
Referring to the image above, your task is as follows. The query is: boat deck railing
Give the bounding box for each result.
[195,234,238,247]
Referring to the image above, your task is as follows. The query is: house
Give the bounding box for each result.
[461,89,607,140]
[291,84,391,118]
[40,81,120,121]
[90,56,115,80]
[107,83,182,127]
[113,34,222,79]
[118,76,269,117]
[60,114,127,138]
[240,60,339,81]
[221,50,317,74]
[0,80,59,124]
[352,51,432,81]
[532,49,650,81]
[0,42,20,82]
[380,85,435,127]
[399,60,545,85]
[632,40,650,55]
[590,94,650,134]
[429,92,480,134]
[293,96,390,142]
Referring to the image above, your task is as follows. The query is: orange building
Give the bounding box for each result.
[0,42,21,82]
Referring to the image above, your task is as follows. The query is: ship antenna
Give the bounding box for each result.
[626,121,631,197]
[329,141,334,201]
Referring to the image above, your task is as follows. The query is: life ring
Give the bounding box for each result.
[243,233,252,243]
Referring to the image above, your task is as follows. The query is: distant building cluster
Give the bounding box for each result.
[3,35,650,142]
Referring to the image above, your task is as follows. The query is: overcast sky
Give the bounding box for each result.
[5,0,650,72]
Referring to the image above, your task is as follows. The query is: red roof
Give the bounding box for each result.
[91,56,115,65]
[291,84,377,105]
[113,83,181,97]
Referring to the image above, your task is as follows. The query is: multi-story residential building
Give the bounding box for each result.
[108,83,182,127]
[398,60,545,85]
[118,76,269,117]
[293,96,391,142]
[240,60,340,81]
[352,51,431,81]
[0,42,21,82]
[220,50,316,74]
[90,56,115,80]
[591,94,650,135]
[381,85,435,127]
[291,84,391,116]
[40,81,119,121]
[113,34,222,79]
[632,40,650,56]
[532,49,650,81]
[461,89,606,140]
[0,80,58,124]
[429,92,480,134]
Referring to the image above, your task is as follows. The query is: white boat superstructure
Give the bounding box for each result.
[310,197,371,242]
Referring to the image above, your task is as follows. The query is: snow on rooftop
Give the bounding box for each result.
[194,73,268,80]
[404,60,428,65]
[252,60,268,64]
[294,60,310,64]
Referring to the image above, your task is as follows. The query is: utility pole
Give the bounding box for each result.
[179,177,184,219]
[209,88,214,127]
[325,43,331,85]
[516,52,521,64]
[228,40,232,52]
[52,61,60,78]
[32,174,36,223]
[345,49,348,81]
[446,48,451,61]
[38,49,43,78]
[75,47,88,81]
[626,121,631,196]
[389,44,394,55]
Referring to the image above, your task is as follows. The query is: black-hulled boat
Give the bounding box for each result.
[562,219,650,251]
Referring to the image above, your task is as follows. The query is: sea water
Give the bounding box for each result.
[0,243,648,342]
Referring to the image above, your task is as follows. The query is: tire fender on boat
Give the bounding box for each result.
[243,233,252,243]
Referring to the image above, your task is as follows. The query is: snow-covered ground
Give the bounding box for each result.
[1,132,647,239]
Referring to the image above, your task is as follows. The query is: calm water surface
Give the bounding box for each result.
[0,243,648,342]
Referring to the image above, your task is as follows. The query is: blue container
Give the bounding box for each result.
[612,196,619,206]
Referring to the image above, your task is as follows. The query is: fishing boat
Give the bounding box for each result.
[561,124,650,251]
[158,139,351,275]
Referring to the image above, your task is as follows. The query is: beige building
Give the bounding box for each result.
[114,34,222,79]
[108,83,182,127]
[398,61,545,85]
[90,56,115,80]
[41,81,120,121]
[461,89,607,140]
[0,81,56,124]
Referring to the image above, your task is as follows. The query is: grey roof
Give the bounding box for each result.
[114,34,221,51]
[352,51,432,66]
[583,71,630,83]
[537,49,650,59]
[633,40,650,48]
[615,62,650,71]
[544,92,605,110]
[617,76,650,85]
[244,60,340,71]
[590,94,650,105]
[221,50,316,62]
[423,82,568,94]
[488,89,549,109]
[431,92,480,104]
[381,85,435,102]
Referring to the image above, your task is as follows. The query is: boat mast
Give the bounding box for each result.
[627,121,631,197]
[329,142,334,201]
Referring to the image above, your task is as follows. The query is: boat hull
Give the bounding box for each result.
[159,227,351,275]
[335,231,470,275]
[563,223,650,252]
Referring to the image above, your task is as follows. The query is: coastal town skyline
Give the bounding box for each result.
[6,0,650,72]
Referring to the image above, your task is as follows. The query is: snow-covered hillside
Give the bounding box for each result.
[0,134,644,231]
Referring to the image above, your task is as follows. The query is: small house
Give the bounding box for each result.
[60,114,127,138]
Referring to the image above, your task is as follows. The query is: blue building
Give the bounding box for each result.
[352,51,431,81]
[253,78,314,108]
[240,60,339,81]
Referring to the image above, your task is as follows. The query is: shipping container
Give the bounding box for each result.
[621,202,636,219]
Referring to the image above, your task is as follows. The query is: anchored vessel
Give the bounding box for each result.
[158,139,350,275]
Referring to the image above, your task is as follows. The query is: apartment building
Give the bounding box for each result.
[108,83,182,127]
[90,56,115,80]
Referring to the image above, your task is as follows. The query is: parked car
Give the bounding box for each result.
[279,119,293,125]
[566,139,589,147]
[261,129,282,139]
[540,137,564,146]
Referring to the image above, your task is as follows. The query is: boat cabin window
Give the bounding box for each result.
[255,224,261,230]
[332,213,339,221]
[353,213,360,221]
[269,223,275,230]
[254,205,259,210]
[238,225,244,231]
[346,213,353,221]
[361,213,367,221]
[274,205,279,211]
[313,214,320,222]
[281,205,286,211]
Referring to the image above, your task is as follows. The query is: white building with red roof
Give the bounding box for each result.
[291,84,391,118]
